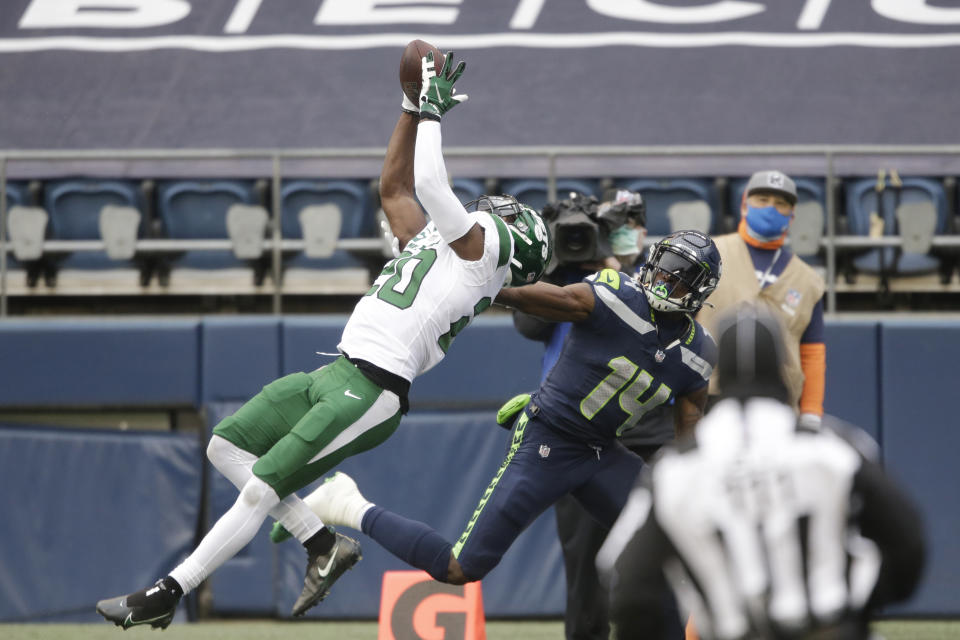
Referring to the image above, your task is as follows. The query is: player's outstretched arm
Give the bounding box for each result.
[414,51,484,261]
[380,113,428,251]
[496,281,595,323]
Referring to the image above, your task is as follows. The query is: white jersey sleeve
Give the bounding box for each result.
[337,213,512,383]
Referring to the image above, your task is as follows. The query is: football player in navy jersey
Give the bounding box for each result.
[288,231,721,613]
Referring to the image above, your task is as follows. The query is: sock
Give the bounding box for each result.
[161,576,184,600]
[362,506,453,582]
[304,526,336,556]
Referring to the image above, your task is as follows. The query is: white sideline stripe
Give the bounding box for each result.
[593,285,656,335]
[2,32,960,53]
[308,389,400,465]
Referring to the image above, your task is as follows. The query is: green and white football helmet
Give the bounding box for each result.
[466,194,552,287]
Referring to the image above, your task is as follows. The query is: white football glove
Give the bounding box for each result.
[401,92,419,116]
[381,219,400,258]
[799,412,823,428]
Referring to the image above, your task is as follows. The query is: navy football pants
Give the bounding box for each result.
[452,409,644,580]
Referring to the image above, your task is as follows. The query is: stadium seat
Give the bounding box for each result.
[280,179,373,270]
[615,178,720,236]
[844,176,948,276]
[730,177,827,264]
[43,179,146,271]
[499,178,602,213]
[451,178,487,206]
[156,179,259,271]
[3,181,27,208]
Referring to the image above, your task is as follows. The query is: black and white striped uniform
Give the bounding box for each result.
[598,397,925,640]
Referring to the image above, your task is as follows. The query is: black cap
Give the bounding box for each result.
[714,303,789,402]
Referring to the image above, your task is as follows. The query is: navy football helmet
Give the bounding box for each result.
[638,230,721,313]
[465,194,552,287]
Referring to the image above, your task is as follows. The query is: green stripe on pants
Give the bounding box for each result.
[453,411,529,557]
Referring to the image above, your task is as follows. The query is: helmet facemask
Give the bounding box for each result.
[638,231,720,313]
[465,195,552,287]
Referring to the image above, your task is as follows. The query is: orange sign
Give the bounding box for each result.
[377,570,485,640]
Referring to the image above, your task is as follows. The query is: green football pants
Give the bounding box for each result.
[212,357,403,499]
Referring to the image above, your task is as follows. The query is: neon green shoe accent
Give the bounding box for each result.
[453,412,529,557]
[496,393,531,426]
[270,521,293,544]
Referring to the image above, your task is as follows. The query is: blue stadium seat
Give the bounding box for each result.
[4,181,27,208]
[451,178,486,206]
[156,180,258,269]
[615,178,720,236]
[44,179,145,270]
[499,178,602,213]
[844,177,948,276]
[730,177,827,264]
[280,179,372,269]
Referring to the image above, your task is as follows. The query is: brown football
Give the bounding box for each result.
[399,39,444,102]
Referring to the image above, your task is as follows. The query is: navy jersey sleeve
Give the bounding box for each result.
[801,297,825,343]
[677,321,718,395]
[579,268,629,331]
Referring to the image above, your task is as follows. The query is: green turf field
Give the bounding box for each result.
[0,619,957,639]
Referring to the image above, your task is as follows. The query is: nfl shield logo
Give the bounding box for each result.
[655,349,666,362]
[538,444,551,458]
[785,288,802,309]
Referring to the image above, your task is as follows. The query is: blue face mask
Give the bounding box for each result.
[745,205,791,239]
[610,225,640,256]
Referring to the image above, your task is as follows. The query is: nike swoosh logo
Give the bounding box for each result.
[344,390,362,400]
[316,542,339,578]
[123,611,169,627]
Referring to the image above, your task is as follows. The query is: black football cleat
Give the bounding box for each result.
[291,531,362,616]
[96,579,180,630]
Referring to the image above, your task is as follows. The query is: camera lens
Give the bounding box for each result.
[562,228,589,251]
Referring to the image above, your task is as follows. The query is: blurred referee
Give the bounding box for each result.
[597,304,926,640]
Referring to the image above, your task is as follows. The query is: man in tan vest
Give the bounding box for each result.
[696,170,826,425]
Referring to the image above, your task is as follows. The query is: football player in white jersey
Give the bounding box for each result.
[96,50,551,630]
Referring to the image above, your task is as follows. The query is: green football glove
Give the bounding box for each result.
[496,392,532,430]
[270,521,292,543]
[419,50,468,121]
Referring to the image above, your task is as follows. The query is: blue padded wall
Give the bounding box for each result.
[281,315,352,376]
[0,319,200,408]
[204,401,279,615]
[414,315,544,409]
[270,411,565,618]
[202,317,281,403]
[0,427,203,622]
[280,315,544,411]
[823,321,880,443]
[0,317,953,618]
[879,321,960,616]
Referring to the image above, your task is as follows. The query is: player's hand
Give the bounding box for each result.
[381,219,400,258]
[401,92,419,116]
[419,51,468,121]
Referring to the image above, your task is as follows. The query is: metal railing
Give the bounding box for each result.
[3,145,960,317]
